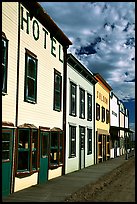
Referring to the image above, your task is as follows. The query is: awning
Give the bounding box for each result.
[97,128,110,135]
[110,126,134,133]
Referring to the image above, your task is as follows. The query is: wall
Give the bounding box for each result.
[110,93,119,127]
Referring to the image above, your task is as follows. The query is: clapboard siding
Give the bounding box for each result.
[2,2,18,125]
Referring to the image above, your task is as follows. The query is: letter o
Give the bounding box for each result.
[33,20,39,40]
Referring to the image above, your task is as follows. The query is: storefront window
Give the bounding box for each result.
[49,130,64,168]
[17,128,39,175]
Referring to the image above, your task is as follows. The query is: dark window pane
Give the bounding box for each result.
[80,88,85,118]
[28,58,35,78]
[41,132,49,157]
[54,70,62,111]
[27,78,35,99]
[70,82,77,116]
[87,129,92,154]
[18,129,29,149]
[18,151,29,171]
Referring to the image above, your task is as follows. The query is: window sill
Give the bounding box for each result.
[24,99,36,104]
[16,169,39,178]
[49,163,63,169]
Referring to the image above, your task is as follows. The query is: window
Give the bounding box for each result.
[96,103,100,121]
[102,107,105,122]
[69,126,76,157]
[70,82,77,116]
[79,88,85,118]
[2,129,13,162]
[2,37,8,94]
[87,129,92,154]
[17,128,39,175]
[24,51,37,103]
[49,130,64,168]
[53,69,62,111]
[106,109,110,124]
[87,93,92,121]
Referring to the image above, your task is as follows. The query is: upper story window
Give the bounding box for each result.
[70,82,77,116]
[2,35,8,94]
[79,88,85,119]
[53,69,62,111]
[106,109,110,124]
[24,50,37,103]
[96,103,100,121]
[102,106,105,122]
[87,93,92,121]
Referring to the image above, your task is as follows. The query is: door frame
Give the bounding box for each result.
[79,126,85,169]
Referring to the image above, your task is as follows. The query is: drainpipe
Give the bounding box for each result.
[62,45,69,175]
[93,83,96,165]
[11,2,21,194]
[15,2,20,127]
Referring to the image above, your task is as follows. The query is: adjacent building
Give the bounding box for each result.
[65,53,97,174]
[2,2,72,196]
[94,73,112,163]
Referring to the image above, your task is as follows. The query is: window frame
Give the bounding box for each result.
[53,69,62,111]
[79,88,85,119]
[69,125,76,158]
[24,50,37,104]
[87,128,92,155]
[70,81,77,116]
[96,103,100,121]
[16,128,39,177]
[2,128,13,162]
[87,93,92,121]
[2,36,9,94]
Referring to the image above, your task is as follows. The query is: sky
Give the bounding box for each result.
[39,2,135,134]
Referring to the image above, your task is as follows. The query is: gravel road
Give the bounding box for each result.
[65,156,135,202]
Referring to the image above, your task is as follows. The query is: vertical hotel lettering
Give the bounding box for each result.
[21,6,63,61]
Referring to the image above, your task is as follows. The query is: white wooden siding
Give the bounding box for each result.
[2,2,18,125]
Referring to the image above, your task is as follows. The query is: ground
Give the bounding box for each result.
[65,156,135,202]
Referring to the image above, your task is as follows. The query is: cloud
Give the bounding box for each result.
[39,2,135,102]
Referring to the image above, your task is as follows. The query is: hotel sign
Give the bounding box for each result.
[21,6,63,62]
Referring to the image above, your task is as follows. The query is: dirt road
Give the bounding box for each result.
[65,156,135,202]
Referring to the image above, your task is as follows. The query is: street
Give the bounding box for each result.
[65,156,135,202]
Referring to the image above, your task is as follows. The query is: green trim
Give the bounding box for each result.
[53,70,62,111]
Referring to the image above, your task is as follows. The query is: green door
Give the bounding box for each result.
[2,128,14,197]
[39,131,49,184]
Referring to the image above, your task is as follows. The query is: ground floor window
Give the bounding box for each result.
[16,127,39,175]
[49,128,64,168]
[87,129,92,155]
[69,125,76,158]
